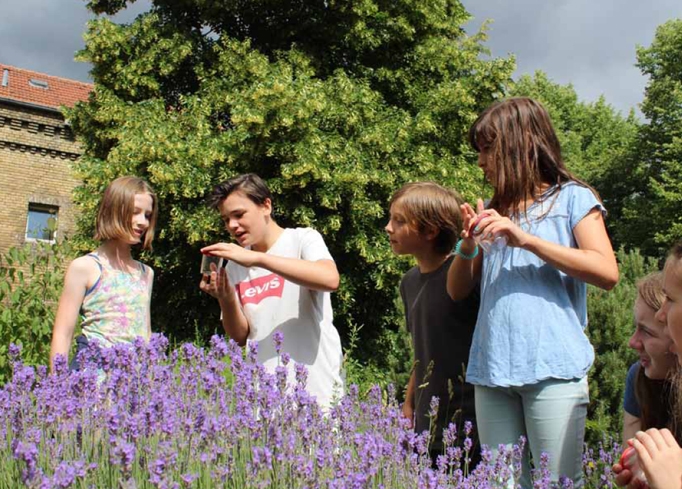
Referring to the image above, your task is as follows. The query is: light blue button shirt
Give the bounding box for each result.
[466,182,605,387]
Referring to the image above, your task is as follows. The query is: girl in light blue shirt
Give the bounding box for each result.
[447,97,619,488]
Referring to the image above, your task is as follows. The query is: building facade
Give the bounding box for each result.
[0,64,92,257]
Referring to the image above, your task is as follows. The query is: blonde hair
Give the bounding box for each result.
[636,272,665,312]
[94,176,158,250]
[666,242,682,281]
[389,182,464,254]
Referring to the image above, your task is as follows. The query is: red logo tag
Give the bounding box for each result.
[236,273,284,305]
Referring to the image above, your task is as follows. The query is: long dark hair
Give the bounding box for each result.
[469,97,600,217]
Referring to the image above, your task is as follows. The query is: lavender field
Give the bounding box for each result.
[1,334,621,488]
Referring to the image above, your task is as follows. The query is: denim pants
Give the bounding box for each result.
[475,377,589,489]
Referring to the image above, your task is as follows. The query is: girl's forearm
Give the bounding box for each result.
[49,330,73,372]
[446,240,481,301]
[522,234,618,290]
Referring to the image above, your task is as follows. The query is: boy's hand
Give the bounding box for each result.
[199,263,234,302]
[201,243,260,268]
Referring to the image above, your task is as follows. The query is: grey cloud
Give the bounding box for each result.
[461,0,682,116]
[1,0,680,116]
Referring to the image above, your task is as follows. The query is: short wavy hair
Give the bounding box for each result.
[94,176,158,251]
[389,182,464,254]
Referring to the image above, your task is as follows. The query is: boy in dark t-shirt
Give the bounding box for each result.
[385,182,480,467]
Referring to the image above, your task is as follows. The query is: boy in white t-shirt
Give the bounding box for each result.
[199,173,344,408]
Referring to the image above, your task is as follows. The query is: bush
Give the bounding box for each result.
[0,242,74,383]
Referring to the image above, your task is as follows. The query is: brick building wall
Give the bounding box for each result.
[0,64,92,258]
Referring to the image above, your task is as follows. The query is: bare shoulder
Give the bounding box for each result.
[68,255,99,273]
[65,255,100,287]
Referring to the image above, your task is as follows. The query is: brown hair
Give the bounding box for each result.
[207,173,273,211]
[94,176,158,250]
[469,97,600,217]
[634,272,672,432]
[389,182,464,254]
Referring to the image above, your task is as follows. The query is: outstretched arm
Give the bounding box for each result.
[201,243,340,292]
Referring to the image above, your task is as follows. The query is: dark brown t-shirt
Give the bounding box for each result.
[400,254,480,451]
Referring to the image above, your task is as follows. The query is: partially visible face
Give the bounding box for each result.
[384,202,422,256]
[129,192,154,244]
[218,191,271,248]
[477,147,495,185]
[628,296,675,379]
[657,259,682,366]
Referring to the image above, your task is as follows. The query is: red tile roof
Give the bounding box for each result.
[0,63,93,112]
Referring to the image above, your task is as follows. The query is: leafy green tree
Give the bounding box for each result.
[618,19,682,257]
[67,1,514,368]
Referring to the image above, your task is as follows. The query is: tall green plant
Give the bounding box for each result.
[0,242,74,382]
[585,247,660,445]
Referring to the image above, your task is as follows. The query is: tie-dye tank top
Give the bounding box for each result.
[80,253,152,348]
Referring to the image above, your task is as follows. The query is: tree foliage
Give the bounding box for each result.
[67,0,514,364]
[617,19,682,257]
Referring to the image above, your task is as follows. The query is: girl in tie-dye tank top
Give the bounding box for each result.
[49,176,158,371]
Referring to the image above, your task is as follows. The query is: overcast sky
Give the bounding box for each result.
[1,1,680,117]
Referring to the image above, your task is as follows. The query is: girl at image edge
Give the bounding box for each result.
[49,176,158,371]
[626,242,682,489]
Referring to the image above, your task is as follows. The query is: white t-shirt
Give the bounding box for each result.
[226,227,344,408]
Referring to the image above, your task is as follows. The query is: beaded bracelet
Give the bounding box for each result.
[454,239,479,260]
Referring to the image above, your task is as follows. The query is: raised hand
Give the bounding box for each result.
[201,242,260,268]
[199,262,234,302]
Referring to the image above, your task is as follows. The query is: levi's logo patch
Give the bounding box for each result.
[236,273,284,305]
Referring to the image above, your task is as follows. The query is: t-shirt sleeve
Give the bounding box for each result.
[299,228,334,262]
[623,362,641,417]
[568,183,607,230]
